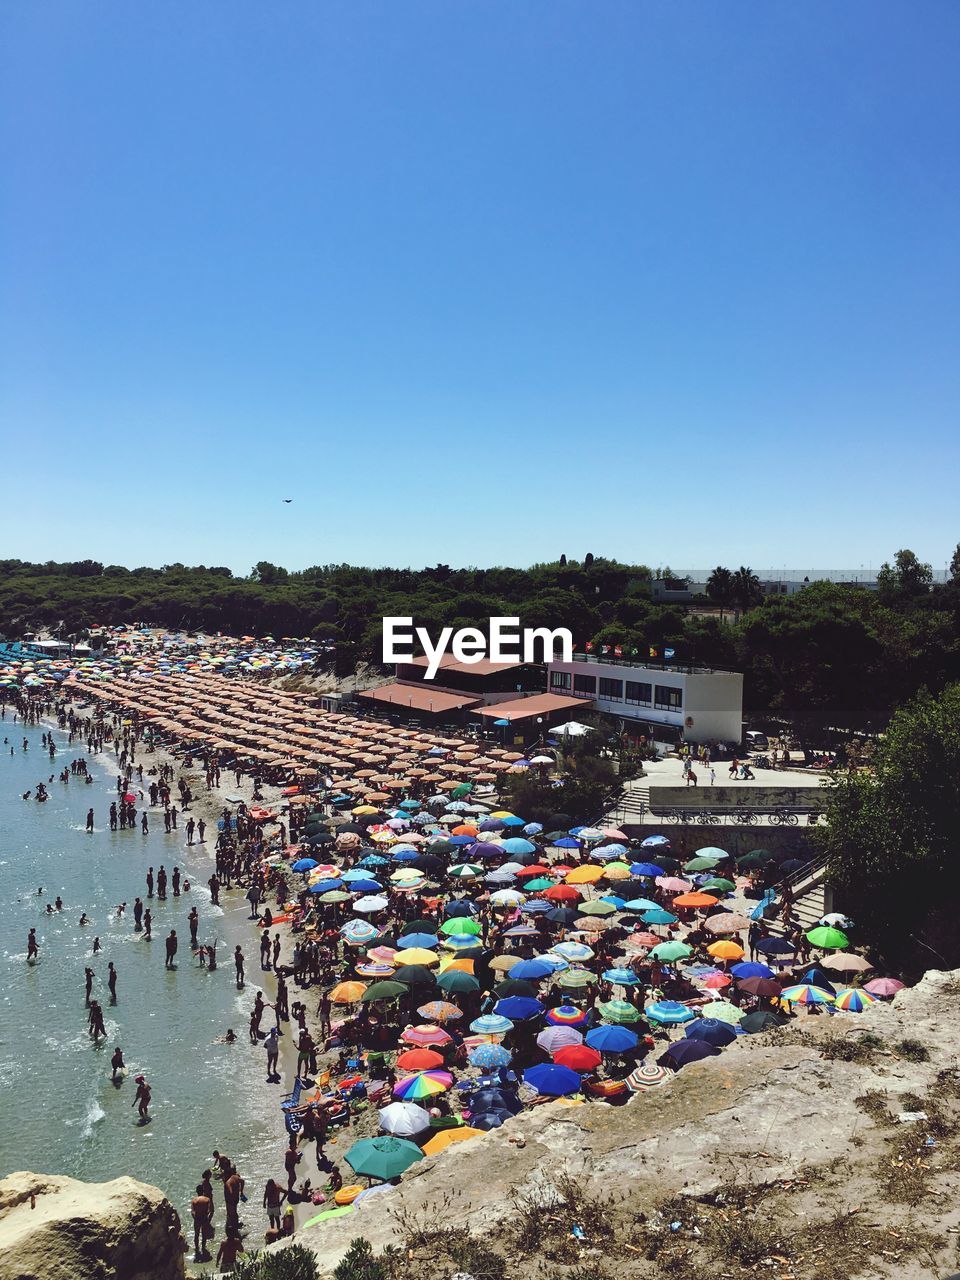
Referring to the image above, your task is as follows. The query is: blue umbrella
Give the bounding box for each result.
[309,879,342,894]
[603,968,641,985]
[346,879,383,894]
[502,816,526,827]
[756,937,796,956]
[342,868,377,882]
[585,1025,639,1054]
[523,823,543,835]
[524,1064,582,1097]
[520,900,553,915]
[632,860,670,880]
[469,1044,513,1070]
[641,909,678,926]
[444,901,478,917]
[620,898,659,912]
[731,961,774,979]
[663,1039,721,1068]
[685,1018,738,1047]
[396,933,439,950]
[641,835,670,847]
[646,1000,695,1024]
[291,858,319,872]
[392,849,420,862]
[494,997,544,1021]
[552,837,581,848]
[470,1014,514,1035]
[502,838,537,855]
[509,960,554,982]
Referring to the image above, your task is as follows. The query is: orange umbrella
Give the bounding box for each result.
[673,892,719,909]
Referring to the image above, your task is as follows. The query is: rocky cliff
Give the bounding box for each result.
[289,969,960,1280]
[0,1171,185,1280]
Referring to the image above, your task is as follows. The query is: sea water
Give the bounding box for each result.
[0,715,280,1239]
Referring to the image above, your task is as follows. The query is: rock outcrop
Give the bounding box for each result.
[289,969,960,1279]
[0,1171,185,1280]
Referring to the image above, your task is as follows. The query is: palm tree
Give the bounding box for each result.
[731,566,762,619]
[706,566,734,622]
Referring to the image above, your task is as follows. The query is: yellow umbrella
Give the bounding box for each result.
[421,1127,484,1157]
[352,805,380,816]
[565,865,605,885]
[707,940,745,961]
[392,948,440,968]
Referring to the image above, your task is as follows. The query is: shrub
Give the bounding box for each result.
[234,1243,320,1280]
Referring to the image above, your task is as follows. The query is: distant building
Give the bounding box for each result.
[357,657,544,722]
[546,652,743,745]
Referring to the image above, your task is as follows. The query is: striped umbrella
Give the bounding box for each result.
[416,1001,463,1023]
[598,999,642,1024]
[834,987,878,1012]
[646,1000,695,1024]
[536,1026,584,1053]
[780,984,836,1005]
[545,1005,588,1027]
[393,1070,454,1100]
[625,1063,669,1091]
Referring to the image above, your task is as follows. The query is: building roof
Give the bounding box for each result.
[472,692,588,721]
[358,683,481,713]
[401,655,529,677]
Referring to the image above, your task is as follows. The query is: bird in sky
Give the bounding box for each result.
[283,499,292,503]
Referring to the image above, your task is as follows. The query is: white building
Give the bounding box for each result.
[545,653,743,745]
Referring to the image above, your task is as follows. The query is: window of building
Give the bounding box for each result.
[654,684,683,711]
[598,677,624,701]
[573,673,596,697]
[624,680,652,706]
[550,670,572,691]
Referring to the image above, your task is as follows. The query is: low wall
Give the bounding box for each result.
[648,784,826,812]
[618,823,816,860]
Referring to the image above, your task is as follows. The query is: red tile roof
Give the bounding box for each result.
[472,693,588,721]
[359,683,481,713]
[400,655,528,677]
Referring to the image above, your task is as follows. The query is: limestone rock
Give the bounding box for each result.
[0,1171,185,1280]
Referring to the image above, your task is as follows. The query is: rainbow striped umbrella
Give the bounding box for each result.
[833,987,877,1012]
[780,984,835,1005]
[393,1070,454,1100]
[545,1005,588,1027]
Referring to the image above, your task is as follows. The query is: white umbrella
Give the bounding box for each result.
[379,1101,431,1137]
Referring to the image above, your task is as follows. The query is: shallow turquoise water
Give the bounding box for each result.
[0,715,279,1234]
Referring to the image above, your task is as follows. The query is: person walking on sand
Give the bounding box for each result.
[164,929,178,969]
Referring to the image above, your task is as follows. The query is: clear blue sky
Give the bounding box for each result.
[2,2,958,575]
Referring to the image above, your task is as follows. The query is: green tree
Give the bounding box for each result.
[706,566,734,621]
[949,543,960,583]
[731,566,762,618]
[876,549,933,602]
[820,683,960,973]
[334,1238,386,1280]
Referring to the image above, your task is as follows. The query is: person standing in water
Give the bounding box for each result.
[107,961,118,1002]
[111,1045,125,1082]
[84,967,94,1003]
[164,929,178,969]
[85,808,94,832]
[142,910,152,940]
[132,1075,152,1121]
[27,928,39,961]
[88,1000,106,1039]
[234,946,245,987]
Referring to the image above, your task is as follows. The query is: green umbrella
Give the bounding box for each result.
[649,941,692,962]
[598,999,642,1024]
[557,967,596,989]
[361,981,408,1002]
[738,849,774,868]
[523,877,555,892]
[345,1136,424,1181]
[439,918,482,937]
[451,783,473,799]
[392,965,437,987]
[577,900,617,917]
[437,969,481,994]
[318,890,352,903]
[702,877,736,892]
[806,926,849,950]
[683,856,722,872]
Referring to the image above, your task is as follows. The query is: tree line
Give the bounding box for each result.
[1,548,958,748]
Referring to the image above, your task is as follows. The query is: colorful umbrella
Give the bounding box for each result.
[833,987,877,1012]
[393,1070,453,1100]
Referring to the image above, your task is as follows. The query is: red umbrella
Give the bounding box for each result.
[123,792,137,804]
[553,1045,602,1072]
[395,1048,445,1071]
[544,885,582,903]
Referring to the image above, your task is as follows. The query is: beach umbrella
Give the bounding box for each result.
[685,1018,738,1047]
[806,926,849,950]
[291,857,319,872]
[345,1136,424,1181]
[631,862,665,877]
[437,969,480,995]
[703,913,752,935]
[395,1048,445,1071]
[393,965,438,988]
[470,1014,514,1036]
[646,1000,695,1024]
[598,999,642,1024]
[819,912,855,928]
[439,918,483,937]
[619,897,660,913]
[700,1000,743,1025]
[468,1044,513,1070]
[393,1071,453,1100]
[834,988,878,1012]
[330,981,368,1004]
[494,996,544,1021]
[641,909,678,927]
[554,1045,602,1072]
[663,1039,720,1069]
[731,961,775,979]
[585,1025,639,1054]
[577,900,617,917]
[537,1026,584,1053]
[444,900,478,918]
[864,977,905,998]
[489,955,521,973]
[510,959,554,982]
[701,878,737,894]
[378,1102,431,1137]
[360,981,407,1002]
[707,941,745,961]
[416,1001,462,1023]
[798,968,836,993]
[741,1010,787,1033]
[551,941,595,962]
[449,864,484,880]
[555,967,595,991]
[341,921,382,946]
[565,865,605,885]
[354,895,390,914]
[421,1127,484,1157]
[401,1025,453,1047]
[673,892,719,910]
[603,967,641,985]
[395,948,440,968]
[683,857,723,873]
[756,937,795,956]
[544,885,582,903]
[545,1005,588,1027]
[625,1063,669,1091]
[822,953,873,973]
[396,932,440,950]
[781,984,835,1005]
[524,1064,582,1097]
[649,941,692,962]
[738,976,783,999]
